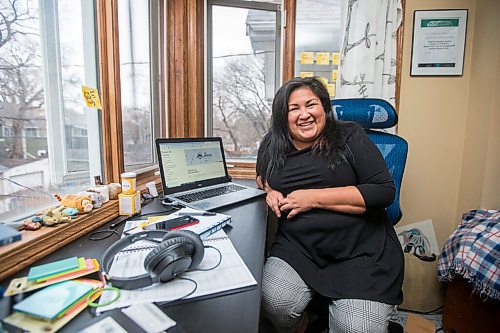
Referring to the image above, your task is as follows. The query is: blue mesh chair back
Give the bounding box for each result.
[332,98,408,225]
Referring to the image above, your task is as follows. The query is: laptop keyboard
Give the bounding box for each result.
[176,184,246,203]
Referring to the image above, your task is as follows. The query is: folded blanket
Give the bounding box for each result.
[437,209,499,300]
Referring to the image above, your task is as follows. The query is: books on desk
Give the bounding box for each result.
[96,230,257,313]
[3,279,104,333]
[4,258,100,297]
[13,280,94,320]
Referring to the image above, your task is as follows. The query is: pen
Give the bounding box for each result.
[178,212,216,216]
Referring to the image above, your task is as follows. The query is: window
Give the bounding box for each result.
[25,128,38,138]
[118,0,162,172]
[207,0,281,161]
[0,0,101,223]
[294,0,341,98]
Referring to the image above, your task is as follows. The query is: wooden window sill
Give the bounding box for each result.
[0,200,119,282]
[227,160,257,180]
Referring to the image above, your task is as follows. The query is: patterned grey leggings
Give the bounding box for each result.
[261,257,396,333]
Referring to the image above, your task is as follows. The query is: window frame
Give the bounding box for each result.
[0,0,166,281]
[39,0,102,184]
[119,0,163,173]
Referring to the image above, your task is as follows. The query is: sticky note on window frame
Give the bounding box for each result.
[327,83,336,97]
[82,86,102,109]
[299,72,314,78]
[332,52,340,65]
[316,52,330,65]
[317,77,329,86]
[300,52,314,65]
[332,70,338,82]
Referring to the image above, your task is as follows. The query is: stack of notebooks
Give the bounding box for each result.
[13,279,98,320]
[2,257,104,332]
[3,256,100,297]
[28,257,96,284]
[3,279,103,333]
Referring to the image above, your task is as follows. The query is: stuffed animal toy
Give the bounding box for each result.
[62,207,79,218]
[23,219,42,231]
[78,191,103,209]
[42,206,71,226]
[54,194,93,214]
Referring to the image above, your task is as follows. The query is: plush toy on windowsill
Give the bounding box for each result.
[54,194,93,214]
[41,206,72,226]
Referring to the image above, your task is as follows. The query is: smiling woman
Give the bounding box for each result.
[258,76,403,332]
[287,87,327,150]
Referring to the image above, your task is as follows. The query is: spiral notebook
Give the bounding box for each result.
[122,208,231,241]
[96,230,257,313]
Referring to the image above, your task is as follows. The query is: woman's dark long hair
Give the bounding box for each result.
[260,77,347,184]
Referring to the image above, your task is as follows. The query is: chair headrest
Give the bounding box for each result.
[331,98,398,129]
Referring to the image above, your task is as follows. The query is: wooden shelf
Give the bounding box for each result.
[0,200,119,282]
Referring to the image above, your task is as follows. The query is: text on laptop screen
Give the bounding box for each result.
[158,141,227,188]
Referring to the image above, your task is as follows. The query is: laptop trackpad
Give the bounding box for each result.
[193,202,211,210]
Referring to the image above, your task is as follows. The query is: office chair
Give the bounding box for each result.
[305,98,408,333]
[333,98,408,225]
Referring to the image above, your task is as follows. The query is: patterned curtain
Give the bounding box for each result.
[335,0,402,105]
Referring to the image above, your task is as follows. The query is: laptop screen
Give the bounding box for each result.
[156,138,230,193]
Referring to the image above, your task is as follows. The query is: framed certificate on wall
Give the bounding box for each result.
[410,9,468,76]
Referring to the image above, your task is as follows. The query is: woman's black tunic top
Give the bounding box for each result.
[266,122,404,305]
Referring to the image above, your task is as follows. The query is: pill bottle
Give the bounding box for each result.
[121,172,137,195]
[147,181,159,197]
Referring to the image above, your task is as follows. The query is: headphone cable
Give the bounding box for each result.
[191,245,223,272]
[155,276,198,307]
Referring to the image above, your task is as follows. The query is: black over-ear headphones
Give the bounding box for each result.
[101,229,204,290]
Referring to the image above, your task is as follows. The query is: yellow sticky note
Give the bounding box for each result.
[299,72,314,78]
[327,83,336,97]
[317,77,328,86]
[332,70,338,82]
[316,52,330,65]
[82,86,102,109]
[332,52,340,65]
[300,52,314,65]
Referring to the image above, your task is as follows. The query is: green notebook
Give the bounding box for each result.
[13,280,94,320]
[27,257,79,282]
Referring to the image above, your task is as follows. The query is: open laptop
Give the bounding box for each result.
[156,137,265,211]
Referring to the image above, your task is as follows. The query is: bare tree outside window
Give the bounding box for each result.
[0,0,99,223]
[0,0,44,160]
[210,4,279,160]
[213,54,271,157]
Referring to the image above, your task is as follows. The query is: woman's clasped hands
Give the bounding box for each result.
[266,187,314,219]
